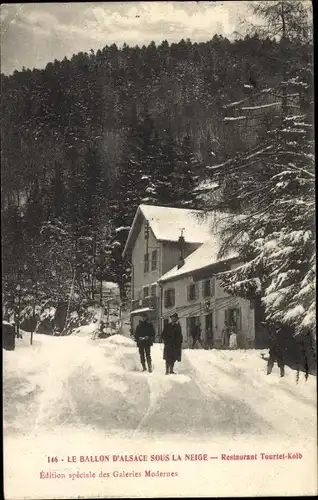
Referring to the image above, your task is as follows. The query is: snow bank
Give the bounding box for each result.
[3,335,317,499]
[3,320,14,326]
[106,334,135,348]
[72,323,99,337]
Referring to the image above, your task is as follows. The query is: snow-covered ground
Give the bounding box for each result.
[3,328,317,499]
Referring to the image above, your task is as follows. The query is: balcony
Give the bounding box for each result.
[131,295,159,312]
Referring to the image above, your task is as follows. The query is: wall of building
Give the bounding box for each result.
[161,266,255,349]
[161,241,200,275]
[130,221,202,337]
[131,218,162,335]
[129,219,255,347]
[131,219,162,296]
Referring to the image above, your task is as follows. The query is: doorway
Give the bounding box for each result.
[186,316,200,345]
[205,313,214,347]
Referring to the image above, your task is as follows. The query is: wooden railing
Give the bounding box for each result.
[131,296,159,311]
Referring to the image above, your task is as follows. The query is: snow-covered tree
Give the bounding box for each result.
[198,4,314,349]
[173,133,203,208]
[205,68,314,343]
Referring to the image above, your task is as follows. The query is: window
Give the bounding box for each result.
[187,283,198,302]
[151,250,158,271]
[225,308,241,332]
[150,284,157,296]
[203,278,215,297]
[143,286,149,299]
[164,288,175,308]
[202,279,211,298]
[211,278,215,296]
[144,253,149,273]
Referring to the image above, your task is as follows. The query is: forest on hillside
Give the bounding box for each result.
[1,1,315,345]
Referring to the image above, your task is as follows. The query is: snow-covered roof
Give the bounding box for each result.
[141,204,216,242]
[158,237,238,283]
[123,204,228,257]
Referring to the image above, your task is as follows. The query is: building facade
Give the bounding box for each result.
[122,205,213,338]
[158,262,255,349]
[123,204,255,347]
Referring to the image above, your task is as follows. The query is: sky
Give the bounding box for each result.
[1,1,259,75]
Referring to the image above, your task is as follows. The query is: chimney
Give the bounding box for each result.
[177,229,185,269]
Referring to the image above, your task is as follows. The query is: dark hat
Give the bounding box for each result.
[170,312,179,320]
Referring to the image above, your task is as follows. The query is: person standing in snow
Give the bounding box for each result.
[206,327,214,349]
[267,327,288,377]
[134,313,155,372]
[221,324,231,348]
[229,331,238,349]
[161,312,183,374]
[191,321,202,349]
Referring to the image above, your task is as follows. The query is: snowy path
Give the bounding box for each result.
[3,331,317,499]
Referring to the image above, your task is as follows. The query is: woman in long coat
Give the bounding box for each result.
[161,313,183,375]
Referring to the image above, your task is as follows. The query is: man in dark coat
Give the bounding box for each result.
[134,313,155,372]
[267,327,288,377]
[161,312,183,375]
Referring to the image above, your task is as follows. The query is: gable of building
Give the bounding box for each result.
[123,204,220,258]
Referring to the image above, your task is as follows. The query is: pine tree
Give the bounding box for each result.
[173,133,202,208]
[49,160,66,219]
[206,68,314,342]
[151,126,179,206]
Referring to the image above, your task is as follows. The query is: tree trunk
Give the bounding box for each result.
[16,291,21,339]
[100,273,103,307]
[280,2,288,118]
[31,299,35,345]
[91,233,97,300]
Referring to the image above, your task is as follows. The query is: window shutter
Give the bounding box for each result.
[202,281,205,298]
[171,288,175,307]
[187,285,191,302]
[207,279,211,297]
[151,250,157,271]
[164,290,168,308]
[144,253,149,273]
[195,283,199,300]
[211,278,215,296]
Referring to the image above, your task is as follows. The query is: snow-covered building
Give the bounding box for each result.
[158,238,255,348]
[123,204,255,346]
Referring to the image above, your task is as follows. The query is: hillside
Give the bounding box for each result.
[1,30,313,334]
